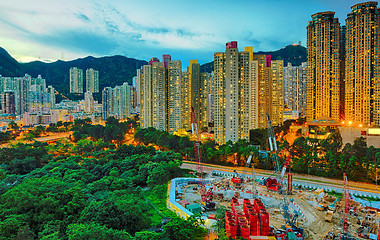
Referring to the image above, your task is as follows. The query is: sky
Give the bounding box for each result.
[0,0,366,65]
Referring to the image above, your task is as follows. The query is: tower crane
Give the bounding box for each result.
[191,107,215,210]
[264,114,290,192]
[266,114,304,239]
[246,154,258,198]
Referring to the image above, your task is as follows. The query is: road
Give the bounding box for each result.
[34,132,72,142]
[181,161,380,195]
[1,132,72,148]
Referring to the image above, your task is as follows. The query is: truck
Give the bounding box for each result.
[325,210,333,222]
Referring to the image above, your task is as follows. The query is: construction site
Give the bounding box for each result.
[169,109,380,240]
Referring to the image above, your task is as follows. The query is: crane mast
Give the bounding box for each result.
[191,107,213,204]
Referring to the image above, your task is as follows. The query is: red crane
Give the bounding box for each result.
[190,107,214,207]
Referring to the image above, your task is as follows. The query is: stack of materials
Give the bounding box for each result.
[226,198,270,239]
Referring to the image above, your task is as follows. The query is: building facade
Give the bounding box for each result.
[345,2,380,126]
[284,62,307,116]
[86,68,99,93]
[70,67,83,93]
[307,11,341,122]
[168,60,182,134]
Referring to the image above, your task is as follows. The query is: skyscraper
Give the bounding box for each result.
[84,91,94,114]
[139,59,167,131]
[151,61,167,131]
[14,74,31,115]
[345,2,380,126]
[47,86,56,110]
[189,60,201,126]
[214,42,284,144]
[102,87,113,120]
[307,11,341,122]
[86,68,99,93]
[70,67,83,93]
[284,63,307,116]
[214,42,252,144]
[2,91,15,114]
[168,60,181,134]
[181,71,191,130]
[271,60,284,126]
[140,65,153,128]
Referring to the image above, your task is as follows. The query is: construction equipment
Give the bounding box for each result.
[231,153,242,185]
[246,154,258,198]
[263,114,291,193]
[328,198,340,212]
[190,107,215,210]
[325,210,334,222]
[265,114,304,239]
[317,201,327,211]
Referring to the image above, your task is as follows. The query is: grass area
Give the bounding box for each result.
[143,184,177,227]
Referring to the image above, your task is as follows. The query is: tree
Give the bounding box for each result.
[8,121,19,131]
[7,157,37,175]
[320,131,343,154]
[79,199,132,232]
[135,231,162,240]
[163,217,207,240]
[67,223,133,240]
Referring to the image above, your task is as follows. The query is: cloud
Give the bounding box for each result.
[75,13,91,22]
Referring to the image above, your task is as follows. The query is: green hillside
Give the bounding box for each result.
[200,44,306,72]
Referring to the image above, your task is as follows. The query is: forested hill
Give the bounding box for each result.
[200,44,306,73]
[0,46,148,99]
[22,56,148,96]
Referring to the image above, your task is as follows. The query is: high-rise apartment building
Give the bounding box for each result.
[139,59,167,131]
[214,42,284,145]
[200,72,210,130]
[168,60,181,134]
[14,75,31,115]
[84,91,95,114]
[102,87,113,120]
[86,68,99,93]
[284,63,307,116]
[47,86,56,110]
[345,2,380,126]
[189,60,201,126]
[181,71,191,130]
[214,42,252,144]
[140,65,152,128]
[70,67,83,93]
[151,61,167,132]
[2,91,15,114]
[307,11,341,122]
[271,60,284,126]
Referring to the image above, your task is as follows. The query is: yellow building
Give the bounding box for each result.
[345,2,380,126]
[306,11,341,122]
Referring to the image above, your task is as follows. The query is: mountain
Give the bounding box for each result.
[200,44,307,73]
[0,47,148,101]
[0,47,22,77]
[21,56,148,97]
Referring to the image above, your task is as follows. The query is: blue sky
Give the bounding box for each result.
[0,0,365,65]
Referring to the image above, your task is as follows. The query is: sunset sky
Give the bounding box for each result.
[0,0,364,64]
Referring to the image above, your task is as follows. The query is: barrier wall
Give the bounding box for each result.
[211,170,380,199]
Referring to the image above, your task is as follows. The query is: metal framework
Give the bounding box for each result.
[191,107,212,203]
